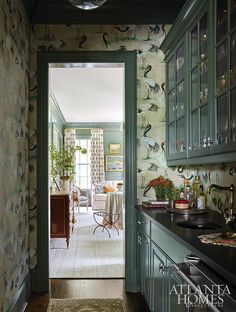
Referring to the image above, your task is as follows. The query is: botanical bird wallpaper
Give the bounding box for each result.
[0,1,236,310]
[29,23,236,269]
[0,0,29,310]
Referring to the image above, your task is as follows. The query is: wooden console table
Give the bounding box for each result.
[50,193,71,248]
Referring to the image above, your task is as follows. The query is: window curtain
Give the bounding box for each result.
[64,128,76,178]
[64,128,76,148]
[91,128,105,184]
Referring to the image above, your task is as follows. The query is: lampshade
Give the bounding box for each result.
[68,0,107,10]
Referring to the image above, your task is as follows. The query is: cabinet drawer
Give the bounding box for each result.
[137,210,150,237]
[151,222,190,263]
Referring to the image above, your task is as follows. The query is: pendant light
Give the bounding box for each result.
[68,0,107,10]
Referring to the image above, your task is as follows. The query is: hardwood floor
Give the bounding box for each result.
[25,279,150,312]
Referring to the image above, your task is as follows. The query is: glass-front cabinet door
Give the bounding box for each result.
[213,0,236,154]
[166,42,187,160]
[161,0,236,165]
[188,11,211,157]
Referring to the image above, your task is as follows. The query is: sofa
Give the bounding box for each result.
[91,180,123,211]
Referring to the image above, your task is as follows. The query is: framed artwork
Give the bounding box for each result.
[109,143,121,154]
[105,155,123,172]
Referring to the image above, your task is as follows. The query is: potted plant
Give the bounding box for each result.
[148,175,179,201]
[49,144,87,191]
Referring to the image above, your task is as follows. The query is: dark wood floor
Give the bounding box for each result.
[25,279,150,312]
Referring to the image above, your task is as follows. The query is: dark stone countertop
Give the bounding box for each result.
[137,205,236,289]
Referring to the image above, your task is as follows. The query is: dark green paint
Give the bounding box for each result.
[33,51,137,293]
[137,209,191,312]
[160,0,236,165]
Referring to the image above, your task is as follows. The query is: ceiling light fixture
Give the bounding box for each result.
[68,0,107,10]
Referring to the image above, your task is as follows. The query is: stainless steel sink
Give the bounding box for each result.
[177,220,222,230]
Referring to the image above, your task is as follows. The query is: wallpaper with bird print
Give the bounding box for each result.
[28,24,236,268]
[0,2,235,310]
[0,0,29,311]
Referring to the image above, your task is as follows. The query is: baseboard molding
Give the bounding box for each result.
[7,272,31,312]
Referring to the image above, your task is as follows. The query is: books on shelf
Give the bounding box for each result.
[142,200,169,208]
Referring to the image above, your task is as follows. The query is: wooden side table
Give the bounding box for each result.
[50,193,71,248]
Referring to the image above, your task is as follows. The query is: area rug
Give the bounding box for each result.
[49,208,124,278]
[47,298,125,312]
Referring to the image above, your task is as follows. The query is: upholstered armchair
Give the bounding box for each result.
[71,186,89,213]
[91,181,123,211]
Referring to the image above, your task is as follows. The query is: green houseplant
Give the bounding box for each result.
[49,144,87,190]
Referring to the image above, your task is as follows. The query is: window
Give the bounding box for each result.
[75,139,91,189]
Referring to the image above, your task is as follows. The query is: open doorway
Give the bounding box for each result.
[48,63,125,279]
[35,51,137,293]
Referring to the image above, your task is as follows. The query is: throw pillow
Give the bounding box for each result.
[104,185,117,193]
[94,183,105,194]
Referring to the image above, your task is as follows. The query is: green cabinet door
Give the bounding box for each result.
[140,230,151,306]
[137,211,151,306]
[166,261,189,312]
[212,0,236,155]
[136,230,142,291]
[166,42,187,161]
[150,242,167,312]
[188,7,212,158]
[161,0,236,165]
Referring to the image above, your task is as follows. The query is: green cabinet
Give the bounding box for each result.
[150,242,166,312]
[166,260,189,312]
[166,41,187,160]
[136,210,191,312]
[137,210,151,307]
[161,0,236,165]
[138,230,151,306]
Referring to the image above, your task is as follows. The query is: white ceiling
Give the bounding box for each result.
[49,65,124,123]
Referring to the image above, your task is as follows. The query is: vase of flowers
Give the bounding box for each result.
[148,175,176,201]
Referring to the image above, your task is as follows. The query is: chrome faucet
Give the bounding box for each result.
[207,184,235,224]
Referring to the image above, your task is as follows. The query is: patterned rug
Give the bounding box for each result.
[47,298,125,312]
[49,208,124,278]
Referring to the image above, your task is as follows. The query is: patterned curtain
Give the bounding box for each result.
[64,128,76,179]
[91,129,105,184]
[64,128,76,149]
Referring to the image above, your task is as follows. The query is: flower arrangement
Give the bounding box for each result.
[148,175,179,200]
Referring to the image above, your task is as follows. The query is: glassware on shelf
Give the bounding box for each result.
[176,45,184,83]
[176,118,185,153]
[217,94,228,144]
[230,0,236,28]
[230,32,236,85]
[168,90,176,122]
[200,14,208,59]
[191,26,198,68]
[191,69,198,108]
[168,57,175,91]
[168,123,175,155]
[217,0,227,43]
[191,110,199,150]
[231,89,236,142]
[200,106,208,143]
[216,40,227,93]
[176,82,184,118]
[218,74,226,89]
